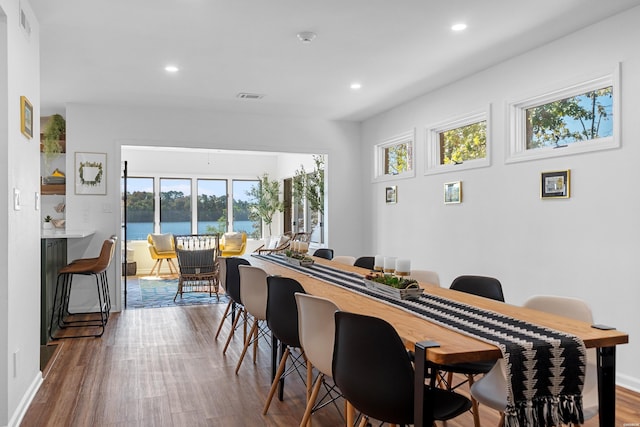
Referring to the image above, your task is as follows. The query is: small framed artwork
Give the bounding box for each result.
[541,170,570,199]
[75,152,107,195]
[385,186,397,204]
[20,96,33,139]
[444,181,462,204]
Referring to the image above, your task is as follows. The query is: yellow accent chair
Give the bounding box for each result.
[219,232,247,257]
[147,233,178,276]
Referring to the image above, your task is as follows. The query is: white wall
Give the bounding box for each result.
[64,104,362,311]
[361,8,640,389]
[0,0,43,425]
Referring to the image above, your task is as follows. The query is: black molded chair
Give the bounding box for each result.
[332,311,471,426]
[313,248,334,260]
[353,256,375,270]
[214,257,251,354]
[262,276,307,415]
[441,275,505,427]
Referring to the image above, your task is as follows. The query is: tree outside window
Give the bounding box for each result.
[384,142,412,175]
[439,121,487,165]
[526,86,613,149]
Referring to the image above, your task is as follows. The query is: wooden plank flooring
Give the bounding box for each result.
[22,304,640,426]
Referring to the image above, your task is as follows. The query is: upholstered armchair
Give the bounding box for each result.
[219,232,247,257]
[147,233,178,276]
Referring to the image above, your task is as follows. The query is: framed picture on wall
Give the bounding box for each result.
[541,170,570,199]
[75,152,107,195]
[385,186,397,204]
[444,181,462,204]
[20,96,33,139]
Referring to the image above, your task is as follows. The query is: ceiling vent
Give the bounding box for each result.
[237,93,265,100]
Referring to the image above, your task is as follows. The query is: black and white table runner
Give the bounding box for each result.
[253,254,586,427]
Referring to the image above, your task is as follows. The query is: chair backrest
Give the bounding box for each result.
[525,295,598,419]
[332,255,356,266]
[239,265,269,320]
[175,248,216,275]
[89,237,117,273]
[225,257,251,304]
[354,256,375,270]
[411,270,440,287]
[450,275,504,302]
[332,311,415,425]
[218,257,227,291]
[295,293,339,377]
[148,233,175,255]
[313,248,334,260]
[266,276,305,348]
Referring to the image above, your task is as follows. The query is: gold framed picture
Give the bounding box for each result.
[385,186,397,204]
[444,181,462,204]
[20,96,33,139]
[541,170,570,199]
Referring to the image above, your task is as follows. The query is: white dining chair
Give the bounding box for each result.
[410,269,440,287]
[470,294,599,426]
[332,255,356,266]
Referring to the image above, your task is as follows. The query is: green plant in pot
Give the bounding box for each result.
[247,173,284,237]
[42,114,66,175]
[43,215,53,230]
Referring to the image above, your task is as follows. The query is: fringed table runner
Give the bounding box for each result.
[253,254,586,427]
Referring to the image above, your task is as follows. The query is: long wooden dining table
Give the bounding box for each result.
[245,253,629,427]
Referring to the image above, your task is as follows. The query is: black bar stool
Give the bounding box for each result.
[49,236,117,339]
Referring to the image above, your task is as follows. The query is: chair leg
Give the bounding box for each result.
[149,259,161,276]
[235,319,258,374]
[223,306,245,355]
[299,372,324,427]
[167,258,178,274]
[357,416,369,427]
[215,301,233,340]
[263,347,291,414]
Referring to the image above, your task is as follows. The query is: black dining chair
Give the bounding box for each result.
[332,311,471,426]
[353,256,375,270]
[214,257,251,354]
[313,248,334,260]
[262,276,307,415]
[440,274,505,427]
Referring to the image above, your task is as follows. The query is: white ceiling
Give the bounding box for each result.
[31,0,640,121]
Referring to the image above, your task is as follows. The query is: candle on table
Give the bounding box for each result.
[395,259,411,276]
[384,257,396,273]
[374,255,384,271]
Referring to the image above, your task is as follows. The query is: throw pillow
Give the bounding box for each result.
[151,234,173,252]
[223,233,244,251]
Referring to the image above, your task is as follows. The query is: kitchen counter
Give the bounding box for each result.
[41,229,95,239]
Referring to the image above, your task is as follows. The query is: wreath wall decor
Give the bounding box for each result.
[75,152,107,195]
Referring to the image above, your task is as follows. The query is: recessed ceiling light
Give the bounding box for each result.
[165,65,179,73]
[350,82,362,90]
[451,23,467,32]
[297,31,317,44]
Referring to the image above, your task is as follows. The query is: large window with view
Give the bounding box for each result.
[426,109,489,174]
[507,69,619,162]
[197,179,227,235]
[124,177,154,240]
[160,178,192,235]
[374,130,415,182]
[232,179,261,239]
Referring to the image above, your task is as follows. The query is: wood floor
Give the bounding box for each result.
[22,304,640,427]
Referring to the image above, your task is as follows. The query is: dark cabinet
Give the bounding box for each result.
[41,238,67,344]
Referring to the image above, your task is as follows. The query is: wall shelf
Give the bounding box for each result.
[41,184,65,195]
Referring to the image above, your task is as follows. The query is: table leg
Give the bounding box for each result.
[597,346,616,427]
[413,340,439,427]
[278,341,286,401]
[271,332,278,381]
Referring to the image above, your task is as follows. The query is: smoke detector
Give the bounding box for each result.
[297,31,317,44]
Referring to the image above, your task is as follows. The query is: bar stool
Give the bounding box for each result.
[49,236,117,339]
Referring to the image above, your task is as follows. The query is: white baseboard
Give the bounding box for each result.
[617,373,640,394]
[7,372,43,427]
